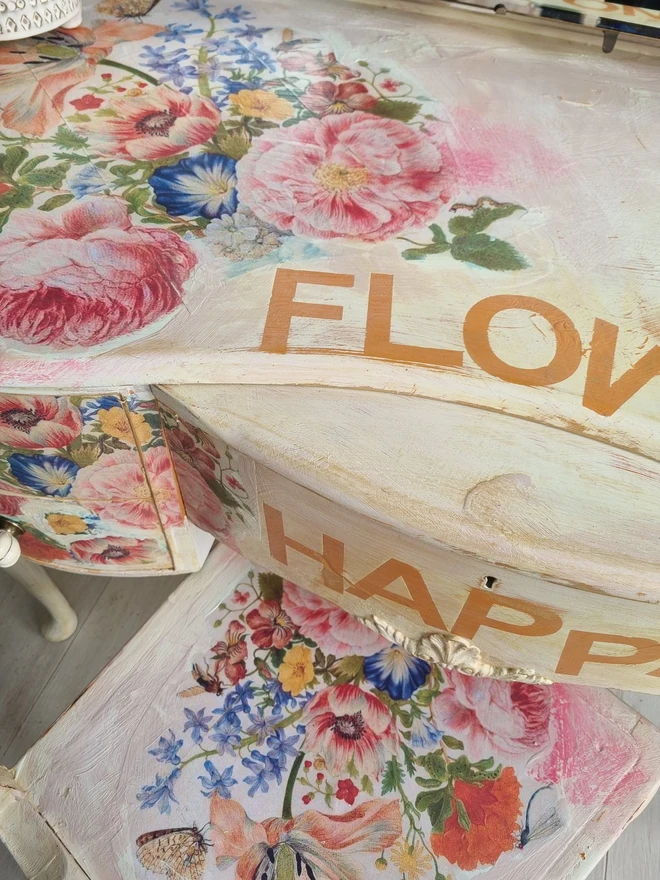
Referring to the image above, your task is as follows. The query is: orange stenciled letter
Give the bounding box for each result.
[364,273,463,367]
[261,268,353,354]
[583,319,660,416]
[463,295,582,386]
[263,504,344,592]
[555,630,660,676]
[347,559,448,629]
[451,590,563,640]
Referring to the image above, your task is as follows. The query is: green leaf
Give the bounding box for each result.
[456,797,471,831]
[370,98,421,123]
[442,735,464,750]
[52,126,88,149]
[95,108,119,117]
[414,688,436,707]
[39,193,75,211]
[20,156,48,175]
[22,165,69,187]
[258,572,284,603]
[67,113,91,123]
[346,756,359,779]
[417,750,448,781]
[53,152,89,165]
[0,146,28,178]
[333,654,364,684]
[448,202,524,237]
[450,234,528,271]
[415,776,443,789]
[0,184,33,209]
[125,187,151,215]
[361,774,374,796]
[401,743,417,777]
[215,131,251,160]
[270,647,286,668]
[381,758,403,795]
[402,241,450,261]
[429,224,447,246]
[415,787,453,833]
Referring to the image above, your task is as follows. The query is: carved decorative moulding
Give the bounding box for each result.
[0,0,81,40]
[360,614,554,685]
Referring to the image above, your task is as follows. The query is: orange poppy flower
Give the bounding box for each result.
[430,766,522,871]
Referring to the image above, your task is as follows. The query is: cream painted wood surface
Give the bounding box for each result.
[157,386,660,693]
[0,563,657,880]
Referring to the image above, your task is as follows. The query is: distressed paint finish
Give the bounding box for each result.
[2,544,660,880]
[156,385,660,692]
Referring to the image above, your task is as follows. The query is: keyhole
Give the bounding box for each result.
[481,575,499,590]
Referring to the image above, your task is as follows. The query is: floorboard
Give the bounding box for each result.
[0,570,657,879]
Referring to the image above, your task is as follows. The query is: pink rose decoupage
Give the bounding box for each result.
[0,0,549,358]
[132,572,648,880]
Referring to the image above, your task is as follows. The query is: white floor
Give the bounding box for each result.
[0,567,657,879]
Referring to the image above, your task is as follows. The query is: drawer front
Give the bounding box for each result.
[158,390,660,693]
[0,390,189,573]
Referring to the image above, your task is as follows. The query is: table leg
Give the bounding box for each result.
[9,559,78,643]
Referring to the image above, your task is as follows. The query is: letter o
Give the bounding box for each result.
[463,295,582,386]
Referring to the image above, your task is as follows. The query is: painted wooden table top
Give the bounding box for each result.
[0,0,659,462]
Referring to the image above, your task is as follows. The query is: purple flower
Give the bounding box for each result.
[266,728,299,769]
[215,4,252,22]
[242,750,279,796]
[225,682,256,713]
[148,729,183,765]
[137,768,180,813]
[183,707,213,745]
[228,25,271,39]
[157,23,204,43]
[210,718,241,756]
[245,708,277,746]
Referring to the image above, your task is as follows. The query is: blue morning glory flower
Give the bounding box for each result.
[8,454,79,497]
[198,760,237,799]
[150,154,238,221]
[209,718,241,756]
[173,0,212,16]
[245,708,277,746]
[137,768,181,814]
[228,25,271,39]
[266,728,299,769]
[148,729,183,765]
[183,708,213,745]
[68,165,107,199]
[225,682,255,713]
[157,23,204,43]
[409,716,444,749]
[79,395,121,422]
[215,4,252,22]
[364,647,431,700]
[242,750,277,796]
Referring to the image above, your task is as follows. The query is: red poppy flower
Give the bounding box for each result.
[70,94,103,111]
[430,766,522,870]
[211,620,248,684]
[246,600,296,649]
[336,779,359,806]
[19,531,71,564]
[300,81,377,116]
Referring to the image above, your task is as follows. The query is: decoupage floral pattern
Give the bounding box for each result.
[132,572,646,880]
[0,390,178,569]
[159,401,252,549]
[0,0,532,354]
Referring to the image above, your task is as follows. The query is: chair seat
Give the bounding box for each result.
[2,543,660,880]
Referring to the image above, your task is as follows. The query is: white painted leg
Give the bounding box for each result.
[9,559,78,643]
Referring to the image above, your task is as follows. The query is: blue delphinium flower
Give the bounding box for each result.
[363,647,431,701]
[210,718,241,756]
[225,41,276,72]
[225,682,255,713]
[183,707,213,745]
[139,46,197,86]
[137,768,181,814]
[266,728,299,769]
[157,23,204,43]
[173,0,212,15]
[148,729,183,765]
[245,708,277,746]
[150,154,238,221]
[228,25,271,39]
[198,760,237,799]
[262,680,297,715]
[242,750,278,796]
[215,4,252,22]
[68,165,107,199]
[212,700,242,728]
[409,716,444,749]
[8,454,79,497]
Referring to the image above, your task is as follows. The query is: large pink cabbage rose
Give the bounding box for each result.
[171,454,234,545]
[0,395,82,449]
[431,669,552,760]
[237,111,448,241]
[0,197,196,349]
[281,581,389,658]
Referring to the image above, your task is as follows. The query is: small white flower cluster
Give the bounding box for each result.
[205,205,282,261]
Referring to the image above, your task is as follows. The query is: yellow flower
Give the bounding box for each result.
[45,513,89,535]
[98,407,151,446]
[278,644,314,696]
[313,756,326,770]
[390,841,432,880]
[229,89,295,121]
[375,857,388,871]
